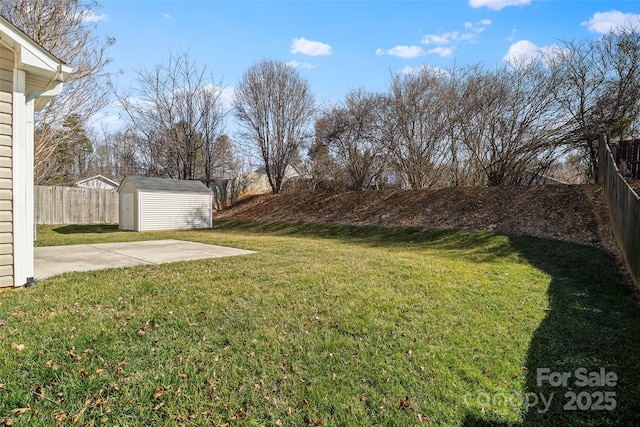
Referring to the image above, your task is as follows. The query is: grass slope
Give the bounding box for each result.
[0,222,637,426]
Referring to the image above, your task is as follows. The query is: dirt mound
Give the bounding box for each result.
[213,184,618,252]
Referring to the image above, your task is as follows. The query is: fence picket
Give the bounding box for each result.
[34,186,119,225]
[599,135,640,288]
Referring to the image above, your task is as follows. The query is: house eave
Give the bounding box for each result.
[0,15,73,110]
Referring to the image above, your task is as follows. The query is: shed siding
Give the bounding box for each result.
[139,192,212,231]
[0,45,12,287]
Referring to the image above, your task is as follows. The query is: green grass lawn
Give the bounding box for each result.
[1,222,639,426]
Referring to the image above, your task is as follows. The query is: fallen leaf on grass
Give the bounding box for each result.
[399,397,412,410]
[45,359,61,370]
[10,408,29,416]
[9,343,25,351]
[153,387,165,399]
[417,413,430,422]
[72,411,83,423]
[303,415,322,426]
[56,411,67,422]
[71,398,91,424]
[68,347,92,361]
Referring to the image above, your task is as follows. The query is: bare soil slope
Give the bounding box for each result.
[214,184,619,253]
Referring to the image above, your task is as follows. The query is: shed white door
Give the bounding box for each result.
[120,193,134,230]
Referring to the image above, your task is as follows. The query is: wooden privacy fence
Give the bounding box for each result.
[35,186,119,225]
[610,138,640,179]
[598,135,640,287]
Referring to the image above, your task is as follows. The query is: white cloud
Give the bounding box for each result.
[79,11,108,23]
[503,40,564,68]
[582,10,640,34]
[380,19,490,61]
[468,0,531,11]
[376,45,425,58]
[163,13,172,19]
[219,86,235,112]
[400,65,423,75]
[291,38,333,56]
[503,40,539,66]
[88,111,123,133]
[286,60,316,69]
[463,20,492,34]
[421,31,459,45]
[428,46,454,57]
[421,19,491,49]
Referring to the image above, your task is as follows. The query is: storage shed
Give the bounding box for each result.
[118,176,213,232]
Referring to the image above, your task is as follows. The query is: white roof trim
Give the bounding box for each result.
[0,15,72,76]
[76,175,120,187]
[0,15,72,110]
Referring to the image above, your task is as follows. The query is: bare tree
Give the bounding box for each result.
[306,141,346,192]
[233,59,315,194]
[87,126,140,180]
[440,66,478,186]
[453,63,563,186]
[117,52,228,181]
[547,28,640,181]
[207,135,241,181]
[315,89,388,190]
[386,69,449,188]
[1,0,114,184]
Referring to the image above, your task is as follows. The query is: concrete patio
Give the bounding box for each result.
[34,239,255,280]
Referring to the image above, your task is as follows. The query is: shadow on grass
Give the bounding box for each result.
[213,220,640,426]
[213,219,518,263]
[53,224,120,234]
[462,238,640,426]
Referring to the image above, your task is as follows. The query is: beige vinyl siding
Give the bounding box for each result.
[0,45,12,287]
[138,191,212,231]
[25,73,51,95]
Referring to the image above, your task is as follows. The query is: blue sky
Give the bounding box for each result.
[89,0,640,132]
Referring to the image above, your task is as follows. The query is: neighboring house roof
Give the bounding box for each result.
[254,165,303,179]
[76,175,120,189]
[120,176,212,194]
[0,14,73,111]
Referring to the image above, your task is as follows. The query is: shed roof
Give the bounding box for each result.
[76,174,120,188]
[121,176,212,194]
